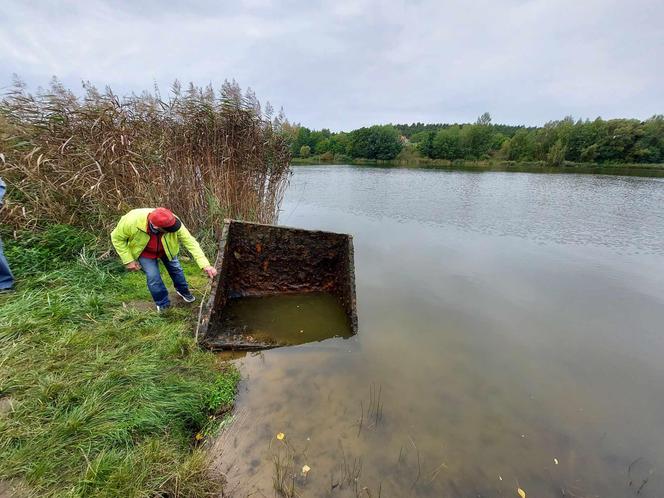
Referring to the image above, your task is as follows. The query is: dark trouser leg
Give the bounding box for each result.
[0,236,14,290]
[161,256,190,295]
[139,256,170,308]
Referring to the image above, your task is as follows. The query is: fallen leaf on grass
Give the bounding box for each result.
[517,487,526,498]
[302,465,311,474]
[276,432,285,440]
[195,433,204,441]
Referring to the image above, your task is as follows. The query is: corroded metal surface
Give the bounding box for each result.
[198,220,357,350]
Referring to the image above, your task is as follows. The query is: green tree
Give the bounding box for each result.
[633,115,664,163]
[459,123,494,159]
[476,112,492,126]
[285,114,663,165]
[504,129,536,161]
[411,131,435,158]
[329,132,351,156]
[309,129,330,152]
[596,119,640,162]
[292,127,312,156]
[349,125,403,159]
[546,139,567,166]
[567,118,604,162]
[315,138,331,155]
[432,126,462,159]
[491,132,508,152]
[299,145,311,158]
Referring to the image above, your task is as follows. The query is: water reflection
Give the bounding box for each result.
[211,166,664,497]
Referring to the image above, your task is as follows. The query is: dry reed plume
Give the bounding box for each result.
[0,77,292,242]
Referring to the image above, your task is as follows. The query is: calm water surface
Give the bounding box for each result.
[219,293,353,347]
[211,166,664,497]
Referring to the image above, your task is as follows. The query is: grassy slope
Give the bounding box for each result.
[0,226,239,497]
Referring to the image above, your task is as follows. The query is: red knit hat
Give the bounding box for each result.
[148,208,180,231]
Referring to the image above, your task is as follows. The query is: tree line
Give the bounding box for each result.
[284,123,404,161]
[285,112,664,165]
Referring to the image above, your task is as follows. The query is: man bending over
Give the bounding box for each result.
[111,207,217,311]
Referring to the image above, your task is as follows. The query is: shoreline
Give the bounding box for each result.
[291,157,664,177]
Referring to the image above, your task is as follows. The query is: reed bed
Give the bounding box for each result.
[0,78,291,240]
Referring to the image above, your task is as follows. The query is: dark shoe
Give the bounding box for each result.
[156,304,171,312]
[0,288,14,294]
[176,290,195,303]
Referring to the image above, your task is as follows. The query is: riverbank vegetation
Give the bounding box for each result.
[0,77,291,237]
[286,112,664,167]
[0,79,291,496]
[0,226,239,496]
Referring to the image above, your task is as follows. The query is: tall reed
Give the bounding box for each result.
[0,77,292,241]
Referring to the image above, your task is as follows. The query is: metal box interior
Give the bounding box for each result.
[198,220,358,350]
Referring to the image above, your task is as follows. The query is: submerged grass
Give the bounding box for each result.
[0,228,239,497]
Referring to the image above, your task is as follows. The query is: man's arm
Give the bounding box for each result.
[177,224,217,277]
[110,215,136,265]
[177,224,211,268]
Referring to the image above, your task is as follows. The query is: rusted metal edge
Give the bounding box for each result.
[346,235,359,334]
[197,220,231,343]
[228,218,357,238]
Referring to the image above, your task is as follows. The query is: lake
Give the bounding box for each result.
[211,165,664,497]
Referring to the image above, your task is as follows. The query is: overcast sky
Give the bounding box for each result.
[1,0,662,130]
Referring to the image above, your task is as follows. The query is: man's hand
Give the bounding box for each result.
[203,266,218,278]
[125,261,141,271]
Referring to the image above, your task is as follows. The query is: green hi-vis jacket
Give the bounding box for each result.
[110,208,211,268]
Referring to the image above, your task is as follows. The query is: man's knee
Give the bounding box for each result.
[146,272,163,285]
[143,266,164,288]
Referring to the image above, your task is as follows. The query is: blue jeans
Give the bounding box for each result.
[138,256,190,308]
[0,236,14,290]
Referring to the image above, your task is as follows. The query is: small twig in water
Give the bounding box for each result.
[194,283,211,343]
[636,477,649,495]
[429,461,448,482]
[357,400,364,437]
[408,436,421,491]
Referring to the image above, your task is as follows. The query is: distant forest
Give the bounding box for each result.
[284,113,664,165]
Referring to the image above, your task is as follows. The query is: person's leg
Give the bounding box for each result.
[161,256,192,298]
[0,236,15,290]
[138,256,170,308]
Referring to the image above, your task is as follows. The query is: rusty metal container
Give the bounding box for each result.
[198,220,358,350]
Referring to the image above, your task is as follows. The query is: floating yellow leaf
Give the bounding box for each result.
[195,432,204,441]
[302,465,311,474]
[553,458,559,465]
[276,432,285,440]
[517,488,526,498]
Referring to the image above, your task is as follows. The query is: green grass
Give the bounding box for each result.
[0,227,239,497]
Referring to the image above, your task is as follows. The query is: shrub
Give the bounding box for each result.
[299,145,311,158]
[3,224,97,274]
[546,139,567,167]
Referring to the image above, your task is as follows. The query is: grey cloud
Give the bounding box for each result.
[1,0,662,130]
